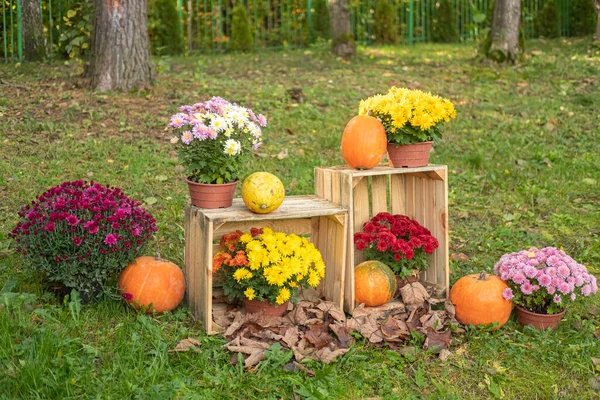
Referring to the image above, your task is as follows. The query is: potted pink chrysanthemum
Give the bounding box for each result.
[494,247,598,330]
[167,96,267,209]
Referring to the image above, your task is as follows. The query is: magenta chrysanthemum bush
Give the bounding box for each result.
[10,181,157,294]
[354,212,439,279]
[494,247,598,315]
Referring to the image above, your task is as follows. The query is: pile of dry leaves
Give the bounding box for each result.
[211,282,459,367]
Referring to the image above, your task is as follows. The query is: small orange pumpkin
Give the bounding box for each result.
[450,272,513,329]
[118,255,185,313]
[341,115,387,170]
[354,260,397,307]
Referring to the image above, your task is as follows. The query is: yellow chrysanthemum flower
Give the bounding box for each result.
[233,268,253,282]
[240,233,253,243]
[308,270,321,287]
[244,288,256,300]
[276,287,291,305]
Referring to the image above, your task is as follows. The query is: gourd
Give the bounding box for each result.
[341,115,387,170]
[118,254,186,313]
[449,272,513,329]
[354,260,397,306]
[241,172,285,214]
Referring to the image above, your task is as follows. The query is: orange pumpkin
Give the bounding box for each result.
[341,115,387,170]
[354,260,397,307]
[450,272,513,329]
[118,255,186,313]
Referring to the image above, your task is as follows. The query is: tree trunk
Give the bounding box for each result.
[487,0,521,64]
[595,0,600,41]
[86,0,154,91]
[329,0,355,58]
[22,0,47,61]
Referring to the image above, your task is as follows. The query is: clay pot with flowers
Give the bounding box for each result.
[9,181,157,302]
[358,87,456,167]
[167,96,267,209]
[353,212,439,301]
[212,227,326,316]
[495,247,598,330]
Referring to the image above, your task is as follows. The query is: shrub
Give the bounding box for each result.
[568,0,596,37]
[148,0,185,55]
[57,1,93,59]
[311,0,330,42]
[230,4,254,51]
[535,0,561,38]
[432,0,459,43]
[373,0,397,44]
[10,181,157,296]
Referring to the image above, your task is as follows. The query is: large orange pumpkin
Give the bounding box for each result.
[241,172,285,214]
[341,115,387,170]
[354,260,397,307]
[118,255,186,313]
[449,272,513,329]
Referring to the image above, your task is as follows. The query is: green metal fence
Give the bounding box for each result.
[1,0,575,61]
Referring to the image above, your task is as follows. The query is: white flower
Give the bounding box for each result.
[223,139,241,156]
[210,116,228,133]
[223,128,233,137]
[170,136,179,144]
[190,113,205,124]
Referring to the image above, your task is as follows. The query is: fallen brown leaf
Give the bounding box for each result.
[423,328,451,352]
[399,282,430,308]
[168,337,201,353]
[304,322,334,349]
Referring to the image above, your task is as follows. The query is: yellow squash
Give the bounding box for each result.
[241,172,285,214]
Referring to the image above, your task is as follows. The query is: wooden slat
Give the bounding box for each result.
[334,212,347,310]
[314,168,325,198]
[390,174,406,215]
[203,217,214,334]
[371,175,388,215]
[353,176,370,269]
[325,164,447,177]
[436,167,449,296]
[404,175,416,220]
[340,172,355,313]
[183,206,194,312]
[213,219,313,239]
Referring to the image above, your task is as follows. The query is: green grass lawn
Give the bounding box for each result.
[1,38,599,399]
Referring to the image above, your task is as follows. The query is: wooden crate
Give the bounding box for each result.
[184,195,348,334]
[314,165,449,313]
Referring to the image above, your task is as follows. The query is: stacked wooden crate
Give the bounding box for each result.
[184,196,348,334]
[314,165,449,313]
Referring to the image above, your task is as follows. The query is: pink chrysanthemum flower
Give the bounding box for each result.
[502,287,514,301]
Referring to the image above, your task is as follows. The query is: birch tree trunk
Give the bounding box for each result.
[329,0,355,58]
[86,0,154,91]
[22,0,47,61]
[487,0,521,64]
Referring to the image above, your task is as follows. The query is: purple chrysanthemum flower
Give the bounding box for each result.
[570,293,576,301]
[546,267,557,277]
[521,281,533,295]
[558,281,571,294]
[512,271,526,284]
[169,113,188,128]
[252,142,262,150]
[524,265,538,279]
[538,273,552,287]
[192,124,209,140]
[104,233,118,247]
[257,114,267,127]
[582,284,592,296]
[66,214,79,226]
[547,285,556,295]
[553,295,562,304]
[181,131,193,145]
[557,264,570,279]
[72,237,83,246]
[502,287,514,301]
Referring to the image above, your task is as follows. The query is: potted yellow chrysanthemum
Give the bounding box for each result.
[212,227,326,316]
[358,87,456,168]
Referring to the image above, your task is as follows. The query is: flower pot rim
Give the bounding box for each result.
[387,140,433,148]
[515,305,566,316]
[185,178,240,186]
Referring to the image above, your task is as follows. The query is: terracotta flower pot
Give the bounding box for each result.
[186,179,238,209]
[387,141,432,168]
[515,306,565,330]
[242,299,290,317]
